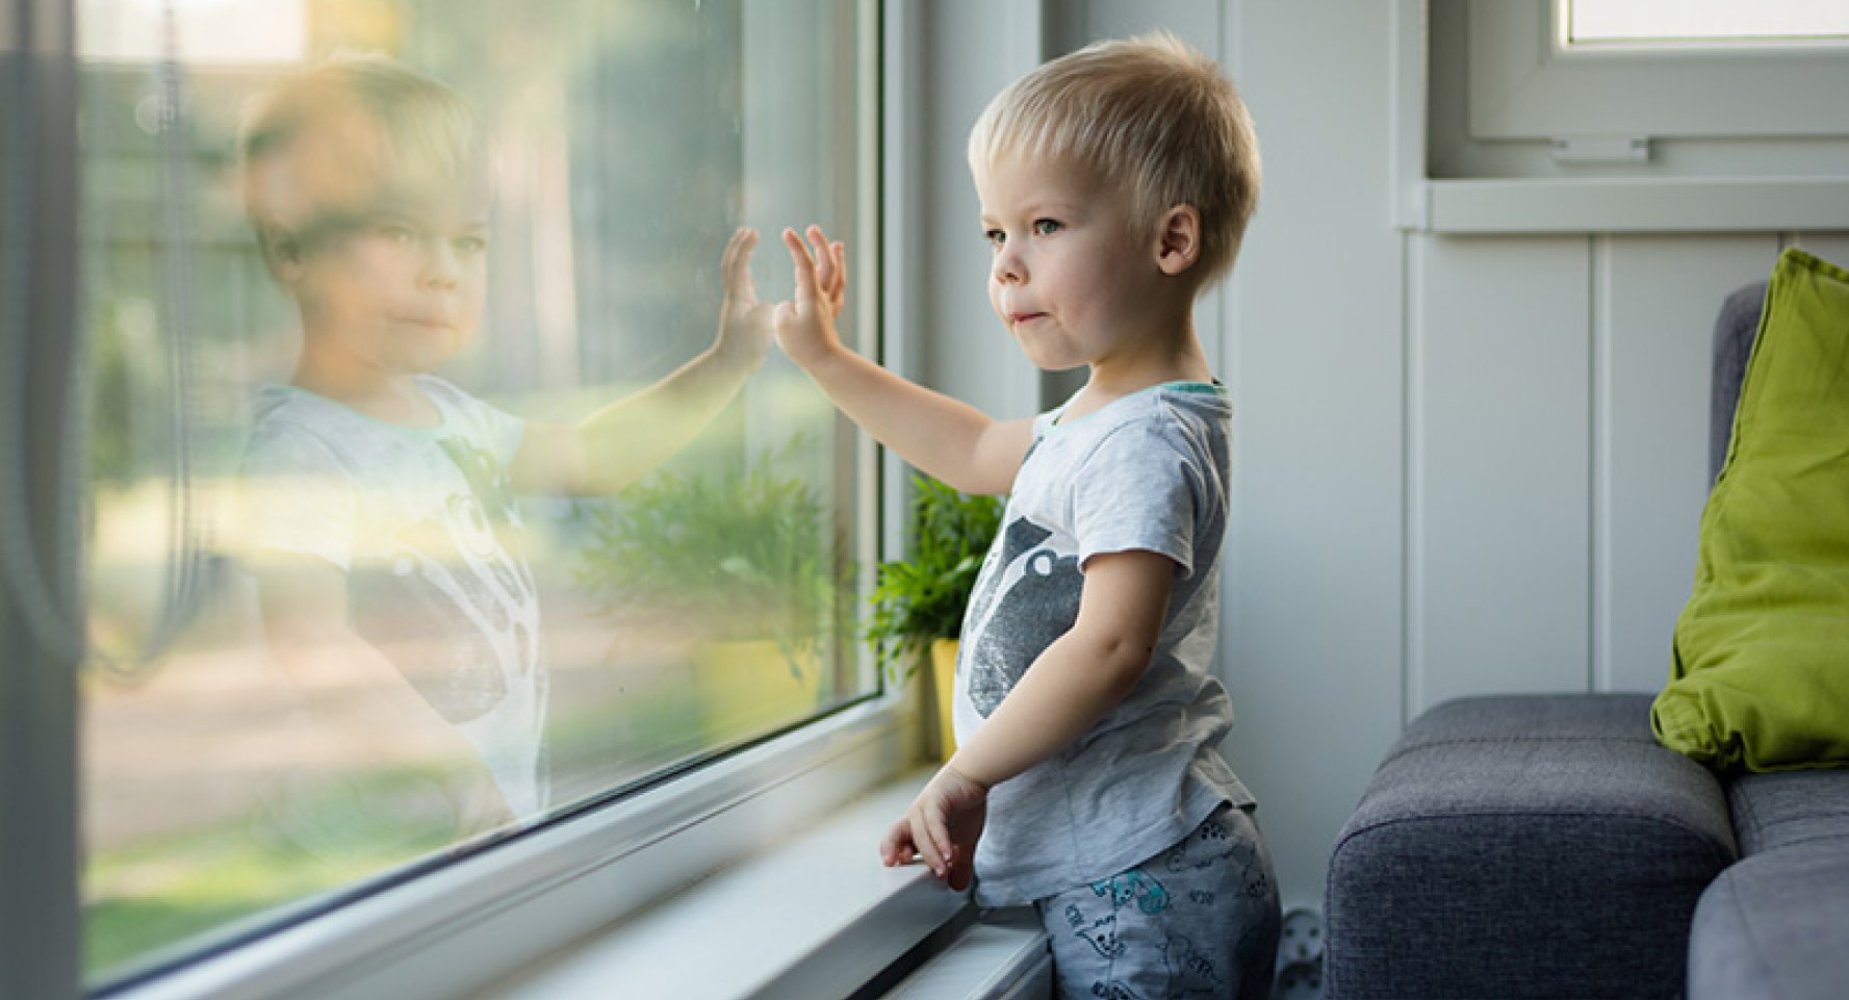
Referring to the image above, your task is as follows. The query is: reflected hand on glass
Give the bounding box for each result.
[717,226,775,366]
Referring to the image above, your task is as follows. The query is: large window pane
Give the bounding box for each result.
[76,0,873,983]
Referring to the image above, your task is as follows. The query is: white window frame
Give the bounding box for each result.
[112,704,919,1000]
[1469,0,1849,141]
[1,1,948,997]
[1392,0,1849,233]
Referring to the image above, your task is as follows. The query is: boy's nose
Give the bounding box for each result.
[991,248,1025,285]
[422,243,462,288]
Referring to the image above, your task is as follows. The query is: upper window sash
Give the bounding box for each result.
[1468,0,1849,142]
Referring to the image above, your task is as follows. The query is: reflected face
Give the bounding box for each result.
[250,108,491,378]
[974,155,1158,373]
[289,192,491,377]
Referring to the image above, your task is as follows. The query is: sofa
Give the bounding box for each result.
[1323,278,1849,1000]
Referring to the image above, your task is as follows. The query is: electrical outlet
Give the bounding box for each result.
[1279,907,1324,964]
[1273,907,1325,999]
[1275,959,1323,999]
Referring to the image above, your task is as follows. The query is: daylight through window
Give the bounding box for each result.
[75,0,874,984]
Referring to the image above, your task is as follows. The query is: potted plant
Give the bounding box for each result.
[573,442,852,742]
[866,475,1003,759]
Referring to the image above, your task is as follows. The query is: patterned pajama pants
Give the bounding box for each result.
[1033,803,1281,999]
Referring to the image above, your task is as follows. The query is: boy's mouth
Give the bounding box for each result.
[1009,311,1046,326]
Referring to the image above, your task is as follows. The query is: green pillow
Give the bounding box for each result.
[1653,248,1849,772]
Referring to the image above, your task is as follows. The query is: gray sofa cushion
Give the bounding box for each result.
[1326,694,1737,1000]
[1727,770,1849,855]
[1710,280,1767,484]
[1688,838,1849,1000]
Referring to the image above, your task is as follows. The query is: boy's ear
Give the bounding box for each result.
[1153,203,1202,276]
[262,225,307,282]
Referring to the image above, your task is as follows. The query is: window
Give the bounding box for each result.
[62,0,877,988]
[1562,0,1849,49]
[1430,0,1849,177]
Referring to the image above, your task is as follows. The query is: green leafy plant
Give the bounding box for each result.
[866,476,1003,678]
[573,443,851,676]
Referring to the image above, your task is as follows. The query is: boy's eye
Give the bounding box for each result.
[379,224,418,244]
[454,235,488,256]
[983,228,1005,248]
[1032,218,1061,236]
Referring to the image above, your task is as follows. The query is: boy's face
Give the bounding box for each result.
[254,115,490,379]
[285,188,490,378]
[973,155,1165,373]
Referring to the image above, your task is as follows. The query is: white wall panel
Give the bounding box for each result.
[1222,0,1405,912]
[1791,233,1849,267]
[1409,236,1591,712]
[917,0,1043,422]
[1596,236,1781,694]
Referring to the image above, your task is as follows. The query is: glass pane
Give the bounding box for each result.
[1565,0,1849,47]
[76,0,872,983]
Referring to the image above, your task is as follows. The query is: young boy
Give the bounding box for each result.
[237,54,773,834]
[773,33,1280,997]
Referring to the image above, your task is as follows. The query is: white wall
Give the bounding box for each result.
[908,0,1849,914]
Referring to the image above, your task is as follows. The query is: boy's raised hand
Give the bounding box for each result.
[717,226,774,362]
[773,224,848,368]
[880,763,988,892]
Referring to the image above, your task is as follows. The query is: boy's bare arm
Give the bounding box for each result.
[880,549,1175,887]
[509,227,773,496]
[949,549,1174,785]
[775,225,1032,496]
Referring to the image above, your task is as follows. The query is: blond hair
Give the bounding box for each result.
[968,32,1260,287]
[238,53,482,264]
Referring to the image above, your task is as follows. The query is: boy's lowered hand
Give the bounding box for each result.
[880,762,988,892]
[773,224,847,368]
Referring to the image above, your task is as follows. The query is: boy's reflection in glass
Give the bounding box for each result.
[237,54,772,837]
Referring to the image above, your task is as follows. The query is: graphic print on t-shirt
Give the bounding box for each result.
[345,433,539,725]
[962,514,1082,716]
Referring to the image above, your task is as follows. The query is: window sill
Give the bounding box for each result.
[480,771,972,999]
[114,699,920,1000]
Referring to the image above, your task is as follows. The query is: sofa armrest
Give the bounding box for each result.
[1325,694,1736,1000]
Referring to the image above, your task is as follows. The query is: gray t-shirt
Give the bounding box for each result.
[954,381,1253,906]
[242,375,548,817]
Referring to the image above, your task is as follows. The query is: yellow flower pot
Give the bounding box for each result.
[691,639,824,744]
[929,638,959,760]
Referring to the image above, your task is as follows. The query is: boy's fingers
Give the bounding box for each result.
[806,226,833,290]
[781,227,819,300]
[829,244,849,308]
[946,855,972,892]
[922,804,954,871]
[725,229,759,297]
[720,231,739,280]
[814,243,835,292]
[878,817,912,866]
[910,814,945,876]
